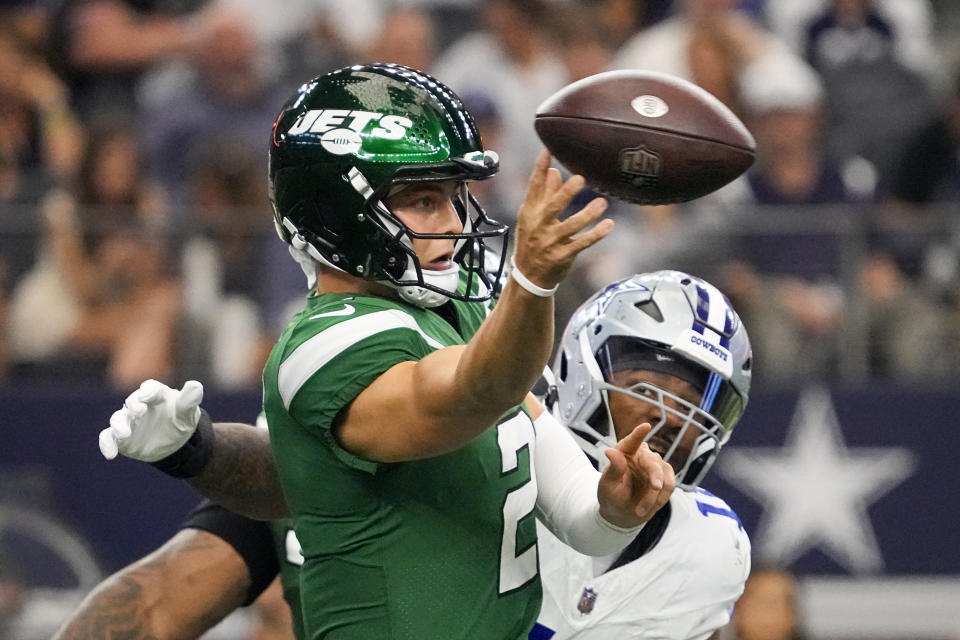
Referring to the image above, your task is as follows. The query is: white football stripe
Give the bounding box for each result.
[278,309,444,409]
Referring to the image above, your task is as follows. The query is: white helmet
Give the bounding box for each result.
[550,271,752,491]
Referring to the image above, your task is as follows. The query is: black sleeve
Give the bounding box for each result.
[180,500,280,606]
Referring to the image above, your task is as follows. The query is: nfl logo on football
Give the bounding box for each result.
[619,146,661,187]
[577,587,598,615]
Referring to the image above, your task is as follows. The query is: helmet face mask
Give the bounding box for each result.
[551,271,752,491]
[595,376,734,491]
[360,175,507,307]
[269,63,508,307]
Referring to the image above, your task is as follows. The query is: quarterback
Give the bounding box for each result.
[258,63,673,640]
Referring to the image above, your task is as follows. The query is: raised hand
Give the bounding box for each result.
[511,150,613,291]
[596,423,676,529]
[99,379,203,462]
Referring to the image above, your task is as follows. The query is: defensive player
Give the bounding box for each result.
[90,62,675,640]
[55,407,303,640]
[532,270,752,639]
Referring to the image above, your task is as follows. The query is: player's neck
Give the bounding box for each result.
[316,268,397,300]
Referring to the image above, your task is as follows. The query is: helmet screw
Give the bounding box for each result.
[357,213,365,221]
[332,254,339,262]
[356,265,365,274]
[387,257,396,264]
[563,404,573,419]
[577,383,587,397]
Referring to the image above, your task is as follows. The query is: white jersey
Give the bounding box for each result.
[533,488,751,640]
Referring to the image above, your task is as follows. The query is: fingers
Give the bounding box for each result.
[565,218,614,255]
[99,409,131,460]
[614,423,653,458]
[176,380,204,414]
[603,446,628,479]
[522,149,553,206]
[131,378,165,405]
[554,196,608,237]
[99,427,118,460]
[621,441,666,492]
[602,437,675,520]
[514,152,611,288]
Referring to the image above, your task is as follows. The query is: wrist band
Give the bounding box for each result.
[510,257,558,297]
[151,409,214,479]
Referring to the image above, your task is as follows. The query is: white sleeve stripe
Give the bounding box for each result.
[278,309,444,410]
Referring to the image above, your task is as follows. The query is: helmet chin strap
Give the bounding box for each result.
[393,262,459,308]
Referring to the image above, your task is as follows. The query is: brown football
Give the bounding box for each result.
[534,70,755,205]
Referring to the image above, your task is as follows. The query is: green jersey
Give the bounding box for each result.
[270,519,306,640]
[263,290,541,640]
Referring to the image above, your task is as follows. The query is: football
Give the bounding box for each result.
[534,70,755,205]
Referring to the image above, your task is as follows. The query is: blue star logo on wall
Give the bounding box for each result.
[716,387,916,574]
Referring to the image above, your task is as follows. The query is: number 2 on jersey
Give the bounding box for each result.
[497,411,539,594]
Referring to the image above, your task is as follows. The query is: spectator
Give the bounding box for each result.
[548,4,615,82]
[0,24,83,204]
[886,68,960,205]
[859,250,958,381]
[734,54,874,207]
[589,0,674,51]
[47,0,230,121]
[0,0,48,50]
[0,24,84,328]
[796,0,936,180]
[706,55,868,381]
[7,126,180,387]
[142,12,286,210]
[613,0,808,116]
[433,0,567,208]
[721,565,807,640]
[365,7,437,77]
[179,143,276,389]
[764,0,938,80]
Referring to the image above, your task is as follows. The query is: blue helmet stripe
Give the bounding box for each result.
[695,285,711,323]
[700,371,722,412]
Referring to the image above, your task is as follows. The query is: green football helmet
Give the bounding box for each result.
[269,63,508,307]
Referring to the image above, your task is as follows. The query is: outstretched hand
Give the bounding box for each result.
[511,150,612,291]
[99,379,204,462]
[597,423,675,529]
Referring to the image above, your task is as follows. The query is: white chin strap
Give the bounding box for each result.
[394,262,459,308]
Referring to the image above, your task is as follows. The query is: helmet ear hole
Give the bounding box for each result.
[634,299,664,322]
[559,352,568,382]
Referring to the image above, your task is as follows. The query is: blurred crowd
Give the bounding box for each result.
[3,0,960,391]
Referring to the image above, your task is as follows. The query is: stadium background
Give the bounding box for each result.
[2,0,960,637]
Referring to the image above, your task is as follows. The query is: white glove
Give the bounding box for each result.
[99,379,204,462]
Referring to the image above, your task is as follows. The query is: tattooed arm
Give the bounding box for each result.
[188,422,289,520]
[52,529,251,640]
